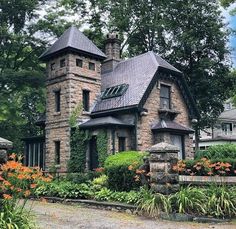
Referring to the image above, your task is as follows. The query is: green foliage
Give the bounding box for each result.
[87,0,235,128]
[136,188,172,217]
[0,206,35,229]
[205,185,236,218]
[69,103,83,127]
[66,171,99,184]
[170,186,207,215]
[92,174,108,190]
[96,130,108,167]
[195,144,236,160]
[68,128,90,173]
[104,151,148,191]
[35,180,93,199]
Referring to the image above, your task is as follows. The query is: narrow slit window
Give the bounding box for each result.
[51,63,55,71]
[76,59,83,67]
[60,59,66,68]
[55,90,61,112]
[83,90,90,112]
[55,141,60,165]
[89,62,95,71]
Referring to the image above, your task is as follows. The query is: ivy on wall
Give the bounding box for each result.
[97,129,108,167]
[68,128,90,172]
[68,103,90,172]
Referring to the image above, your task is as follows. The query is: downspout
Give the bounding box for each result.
[134,112,138,150]
[112,128,115,154]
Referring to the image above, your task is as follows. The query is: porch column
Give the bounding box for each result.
[148,142,180,194]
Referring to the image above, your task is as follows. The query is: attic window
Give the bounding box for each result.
[101,84,128,100]
[76,59,83,67]
[60,59,66,68]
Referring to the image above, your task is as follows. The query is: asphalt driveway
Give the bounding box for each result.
[28,200,236,229]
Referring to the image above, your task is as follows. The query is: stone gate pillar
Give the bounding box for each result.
[148,142,179,195]
[0,137,13,164]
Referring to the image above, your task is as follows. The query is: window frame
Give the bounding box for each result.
[76,58,83,67]
[160,84,171,109]
[54,141,60,165]
[50,62,55,71]
[60,58,66,68]
[82,90,90,112]
[88,62,95,71]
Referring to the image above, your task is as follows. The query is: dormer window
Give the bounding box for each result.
[101,84,128,100]
[60,59,66,68]
[89,62,95,71]
[160,85,171,109]
[76,59,83,67]
[51,63,55,71]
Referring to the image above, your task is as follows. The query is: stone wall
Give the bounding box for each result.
[45,52,102,170]
[137,79,194,158]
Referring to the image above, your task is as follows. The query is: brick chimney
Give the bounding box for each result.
[101,32,121,73]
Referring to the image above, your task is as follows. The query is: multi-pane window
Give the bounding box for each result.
[55,141,60,165]
[101,84,128,100]
[76,59,83,67]
[51,63,55,71]
[160,85,171,109]
[55,90,61,112]
[118,137,126,152]
[89,62,95,71]
[60,58,66,68]
[83,90,90,112]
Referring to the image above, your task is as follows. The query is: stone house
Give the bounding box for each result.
[23,26,198,171]
[197,99,236,150]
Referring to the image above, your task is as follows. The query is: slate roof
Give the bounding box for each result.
[40,26,106,61]
[151,120,194,134]
[219,109,236,121]
[91,51,183,115]
[79,116,134,129]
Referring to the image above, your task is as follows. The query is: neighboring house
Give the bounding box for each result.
[198,100,236,150]
[23,26,198,171]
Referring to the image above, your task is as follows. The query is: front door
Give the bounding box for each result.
[89,136,99,170]
[170,134,184,159]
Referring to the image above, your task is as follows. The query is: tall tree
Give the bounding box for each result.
[86,0,235,128]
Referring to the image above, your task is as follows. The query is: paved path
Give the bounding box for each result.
[28,200,236,229]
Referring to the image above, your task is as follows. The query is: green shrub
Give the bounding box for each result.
[92,175,108,190]
[66,171,99,184]
[104,151,148,191]
[195,144,236,160]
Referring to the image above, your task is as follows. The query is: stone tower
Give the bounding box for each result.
[39,26,106,171]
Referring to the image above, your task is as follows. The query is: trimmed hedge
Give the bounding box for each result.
[195,144,236,160]
[104,151,148,191]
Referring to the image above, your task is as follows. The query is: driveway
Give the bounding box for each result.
[28,200,236,229]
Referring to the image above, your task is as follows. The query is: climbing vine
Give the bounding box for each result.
[68,128,90,172]
[97,129,108,167]
[68,103,90,172]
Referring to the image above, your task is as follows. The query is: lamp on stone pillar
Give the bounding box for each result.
[148,142,180,195]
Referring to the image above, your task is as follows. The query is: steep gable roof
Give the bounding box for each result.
[39,26,106,61]
[91,51,198,118]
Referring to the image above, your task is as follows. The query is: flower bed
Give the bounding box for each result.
[173,158,236,176]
